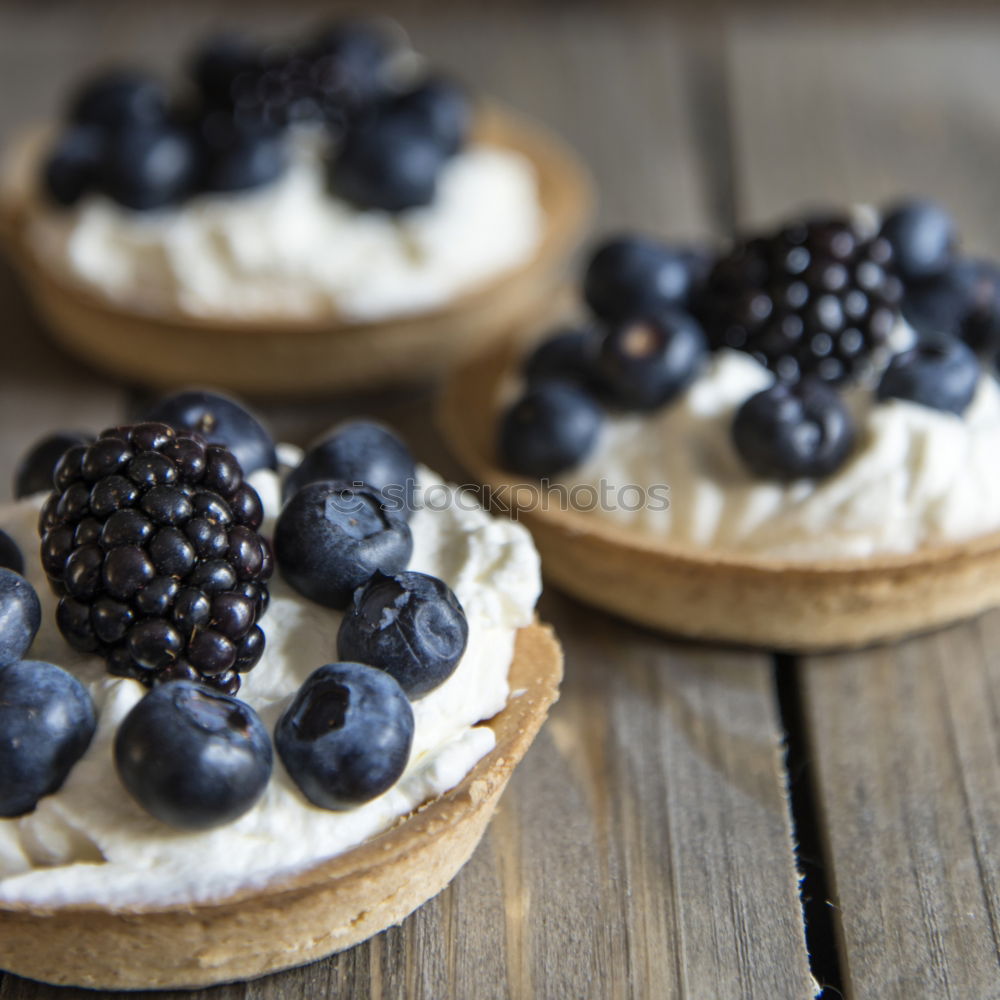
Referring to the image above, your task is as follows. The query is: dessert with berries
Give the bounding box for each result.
[442,200,1000,648]
[0,390,560,989]
[0,19,590,393]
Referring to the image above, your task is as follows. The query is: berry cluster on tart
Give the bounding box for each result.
[441,199,1000,649]
[0,390,561,990]
[0,19,591,394]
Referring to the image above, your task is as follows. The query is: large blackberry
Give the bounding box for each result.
[38,422,272,695]
[699,215,904,383]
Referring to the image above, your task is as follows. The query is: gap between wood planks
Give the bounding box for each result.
[775,654,845,1000]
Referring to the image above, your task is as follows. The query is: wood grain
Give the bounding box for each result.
[727,15,1000,999]
[0,3,814,998]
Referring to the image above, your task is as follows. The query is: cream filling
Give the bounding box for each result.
[0,462,541,907]
[18,128,544,322]
[554,348,1000,561]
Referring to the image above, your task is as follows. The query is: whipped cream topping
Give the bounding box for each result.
[555,348,1000,561]
[22,129,543,322]
[0,461,541,907]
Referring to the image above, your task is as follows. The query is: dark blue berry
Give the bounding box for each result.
[732,379,856,480]
[0,660,96,817]
[143,389,276,475]
[283,420,417,518]
[596,309,708,410]
[584,236,700,323]
[43,126,104,206]
[14,431,93,498]
[304,19,393,112]
[198,113,287,193]
[879,199,956,282]
[499,380,602,478]
[390,76,472,157]
[522,327,599,388]
[329,116,445,212]
[276,662,413,810]
[338,571,468,698]
[69,69,168,131]
[275,481,413,609]
[0,530,24,575]
[99,124,199,211]
[904,259,1000,354]
[190,34,263,107]
[114,681,272,830]
[0,569,41,665]
[877,337,980,416]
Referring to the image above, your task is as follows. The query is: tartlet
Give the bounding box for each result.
[0,622,561,990]
[441,204,1000,651]
[0,23,591,396]
[0,400,562,989]
[440,335,1000,651]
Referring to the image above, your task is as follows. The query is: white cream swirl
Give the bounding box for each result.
[556,348,1000,561]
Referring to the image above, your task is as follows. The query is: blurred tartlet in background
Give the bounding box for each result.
[0,19,591,394]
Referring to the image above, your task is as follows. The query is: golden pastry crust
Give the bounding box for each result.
[438,337,1000,651]
[0,622,562,990]
[0,105,592,396]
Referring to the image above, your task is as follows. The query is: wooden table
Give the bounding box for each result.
[2,3,1000,998]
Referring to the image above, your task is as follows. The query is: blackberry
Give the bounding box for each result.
[39,422,272,695]
[699,215,904,384]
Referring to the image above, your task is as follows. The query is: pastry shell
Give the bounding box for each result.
[0,622,562,990]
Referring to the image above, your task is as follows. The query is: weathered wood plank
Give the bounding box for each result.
[0,4,813,998]
[728,16,1000,999]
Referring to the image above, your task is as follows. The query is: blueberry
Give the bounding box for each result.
[522,327,599,387]
[275,481,412,609]
[0,660,96,817]
[596,309,708,410]
[338,571,468,698]
[904,259,1000,354]
[14,431,93,498]
[0,530,23,575]
[190,33,263,107]
[584,236,701,323]
[879,199,956,282]
[732,379,856,480]
[329,116,445,212]
[100,124,199,211]
[114,680,272,830]
[283,420,417,518]
[304,19,393,112]
[877,336,980,416]
[69,69,168,131]
[0,569,41,666]
[276,661,413,810]
[197,114,287,193]
[42,126,104,207]
[390,76,472,157]
[143,389,276,475]
[499,380,603,478]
